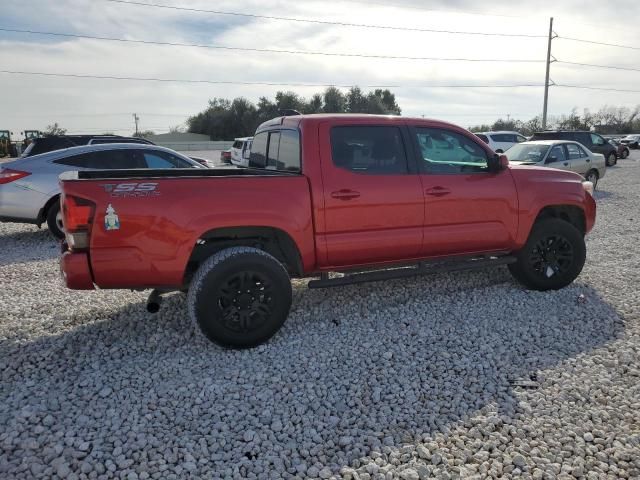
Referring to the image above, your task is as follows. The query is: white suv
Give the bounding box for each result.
[230,137,253,167]
[474,131,528,153]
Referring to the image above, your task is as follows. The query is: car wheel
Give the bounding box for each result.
[585,169,599,190]
[620,149,629,159]
[508,218,586,291]
[46,199,65,239]
[606,152,617,166]
[188,247,292,348]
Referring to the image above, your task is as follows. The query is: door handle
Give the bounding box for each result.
[425,187,451,197]
[331,189,360,200]
[586,158,591,162]
[563,162,569,166]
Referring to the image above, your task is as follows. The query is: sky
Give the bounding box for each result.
[2,0,639,136]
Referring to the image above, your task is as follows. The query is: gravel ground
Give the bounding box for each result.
[1,154,639,479]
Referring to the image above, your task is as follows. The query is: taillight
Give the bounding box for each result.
[0,168,31,184]
[62,195,95,251]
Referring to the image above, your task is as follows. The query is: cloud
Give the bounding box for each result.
[1,0,639,134]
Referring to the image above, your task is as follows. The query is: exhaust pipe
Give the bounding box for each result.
[146,289,162,313]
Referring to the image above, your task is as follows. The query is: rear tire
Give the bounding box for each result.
[585,169,599,190]
[508,219,586,291]
[620,149,629,159]
[187,247,292,348]
[606,152,617,166]
[46,199,65,239]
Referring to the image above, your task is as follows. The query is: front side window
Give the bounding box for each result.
[516,135,527,143]
[415,127,488,174]
[142,151,192,168]
[266,132,281,169]
[330,126,408,174]
[546,145,567,163]
[249,133,268,168]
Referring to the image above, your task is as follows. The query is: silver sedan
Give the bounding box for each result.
[0,143,203,238]
[505,140,606,189]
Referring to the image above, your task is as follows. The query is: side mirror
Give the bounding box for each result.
[546,155,558,164]
[488,153,509,172]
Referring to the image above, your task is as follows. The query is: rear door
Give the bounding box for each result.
[564,143,590,175]
[411,126,518,256]
[318,122,424,266]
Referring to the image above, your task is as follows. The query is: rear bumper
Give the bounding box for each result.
[60,247,95,290]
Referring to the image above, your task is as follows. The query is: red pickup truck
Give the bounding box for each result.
[60,114,596,348]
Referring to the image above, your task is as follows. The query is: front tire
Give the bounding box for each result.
[606,152,617,166]
[585,169,599,190]
[46,199,65,239]
[187,247,292,348]
[508,219,586,291]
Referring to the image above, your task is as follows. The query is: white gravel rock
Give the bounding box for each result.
[1,155,640,479]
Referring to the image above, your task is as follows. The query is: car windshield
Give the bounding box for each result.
[623,135,639,140]
[505,144,550,162]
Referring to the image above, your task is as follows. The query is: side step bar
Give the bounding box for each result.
[308,255,516,289]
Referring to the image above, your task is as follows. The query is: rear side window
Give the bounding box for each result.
[490,134,516,143]
[54,150,144,169]
[249,130,301,172]
[53,153,94,168]
[330,126,408,174]
[566,143,587,159]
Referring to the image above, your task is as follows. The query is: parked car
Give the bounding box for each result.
[620,134,640,149]
[530,130,617,166]
[474,131,528,153]
[59,114,596,348]
[230,137,253,167]
[0,144,203,238]
[20,135,154,158]
[505,140,605,189]
[608,138,630,159]
[220,149,232,164]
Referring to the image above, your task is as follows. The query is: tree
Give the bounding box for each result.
[134,130,155,138]
[323,87,346,113]
[44,123,67,136]
[346,87,368,113]
[275,91,305,112]
[303,94,324,114]
[169,125,185,134]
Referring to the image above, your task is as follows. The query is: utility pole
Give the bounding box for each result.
[542,17,555,130]
[132,113,140,136]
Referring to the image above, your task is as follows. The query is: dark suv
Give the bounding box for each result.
[20,135,154,158]
[530,131,617,166]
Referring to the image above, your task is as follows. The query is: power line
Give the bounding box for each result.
[557,36,640,51]
[555,84,640,94]
[0,28,545,63]
[335,0,528,19]
[0,69,545,89]
[103,0,546,38]
[557,60,640,73]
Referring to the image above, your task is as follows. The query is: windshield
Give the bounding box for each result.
[505,144,550,162]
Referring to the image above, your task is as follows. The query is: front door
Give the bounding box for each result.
[544,144,574,172]
[411,126,518,257]
[318,122,424,267]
